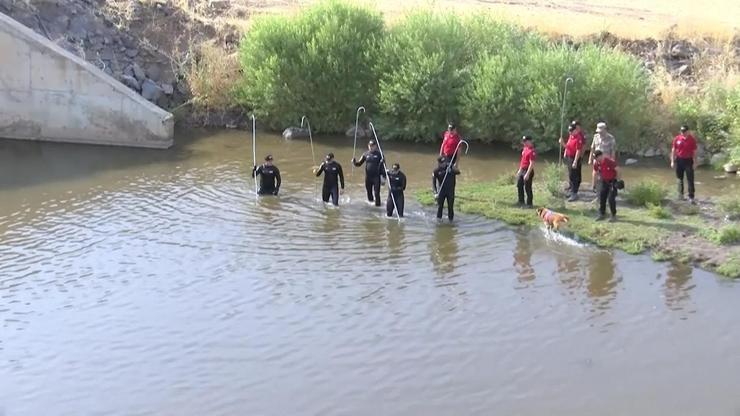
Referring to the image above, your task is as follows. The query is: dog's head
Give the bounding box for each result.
[536,207,545,217]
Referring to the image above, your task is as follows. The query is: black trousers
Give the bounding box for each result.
[675,157,695,199]
[436,192,454,220]
[517,171,534,206]
[387,191,404,217]
[322,185,339,206]
[365,175,381,205]
[599,179,617,215]
[565,156,582,194]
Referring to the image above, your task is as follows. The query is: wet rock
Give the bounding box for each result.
[724,163,738,174]
[282,127,310,140]
[133,62,146,81]
[146,64,161,82]
[124,64,135,77]
[670,42,693,59]
[625,158,639,166]
[120,74,141,91]
[125,48,139,58]
[161,83,174,95]
[710,153,728,166]
[141,79,163,102]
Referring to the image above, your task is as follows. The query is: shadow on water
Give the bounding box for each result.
[664,261,695,311]
[513,229,536,284]
[587,250,620,312]
[429,223,459,277]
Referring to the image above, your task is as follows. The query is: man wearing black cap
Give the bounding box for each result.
[671,125,698,203]
[517,135,536,208]
[252,154,281,196]
[440,123,462,164]
[352,140,384,206]
[315,152,345,206]
[559,120,585,201]
[386,163,407,218]
[432,156,460,221]
[593,150,619,221]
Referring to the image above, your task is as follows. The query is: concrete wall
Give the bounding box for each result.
[0,12,173,149]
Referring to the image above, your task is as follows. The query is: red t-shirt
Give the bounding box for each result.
[672,134,697,159]
[564,131,584,158]
[441,131,461,157]
[520,146,536,169]
[594,157,618,181]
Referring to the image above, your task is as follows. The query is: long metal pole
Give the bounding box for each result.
[351,106,366,183]
[301,116,318,200]
[368,122,400,221]
[252,115,258,198]
[559,77,574,166]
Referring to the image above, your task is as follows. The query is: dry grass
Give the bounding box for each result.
[187,41,241,110]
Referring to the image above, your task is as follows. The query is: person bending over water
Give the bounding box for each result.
[314,153,345,206]
[252,154,281,196]
[352,140,384,207]
[432,156,460,221]
[386,163,407,218]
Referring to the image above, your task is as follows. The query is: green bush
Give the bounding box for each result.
[718,195,740,219]
[626,181,667,206]
[702,225,740,245]
[647,203,672,219]
[236,0,384,132]
[541,162,564,197]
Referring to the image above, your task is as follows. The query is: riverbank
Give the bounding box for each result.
[417,173,740,278]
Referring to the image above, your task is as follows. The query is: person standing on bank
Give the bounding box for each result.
[432,156,460,221]
[386,163,407,218]
[439,123,462,164]
[252,154,281,196]
[314,152,345,206]
[593,150,619,222]
[352,140,384,207]
[588,121,617,192]
[559,120,585,201]
[671,125,698,204]
[517,135,536,208]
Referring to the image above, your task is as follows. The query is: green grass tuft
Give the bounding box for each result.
[718,196,740,219]
[625,180,668,207]
[717,255,740,279]
[647,203,672,219]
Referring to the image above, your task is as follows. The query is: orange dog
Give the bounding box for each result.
[536,207,569,231]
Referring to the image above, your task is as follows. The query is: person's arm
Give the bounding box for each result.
[352,153,366,167]
[573,147,581,167]
[439,140,445,156]
[252,165,260,178]
[315,163,325,177]
[338,164,345,189]
[525,161,534,180]
[401,172,407,191]
[452,166,461,175]
[588,137,596,164]
[670,138,676,168]
[274,167,281,194]
[432,171,439,195]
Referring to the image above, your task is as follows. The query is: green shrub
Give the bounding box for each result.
[236,0,384,132]
[626,181,667,206]
[717,225,740,245]
[647,203,672,219]
[541,162,564,197]
[718,195,740,219]
[672,82,740,156]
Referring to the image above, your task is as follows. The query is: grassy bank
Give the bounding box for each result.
[417,167,740,278]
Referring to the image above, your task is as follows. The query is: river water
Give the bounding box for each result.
[1,130,739,416]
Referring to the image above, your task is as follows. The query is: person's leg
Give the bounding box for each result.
[609,182,617,216]
[447,194,455,221]
[373,176,381,206]
[675,158,685,199]
[598,181,608,217]
[565,157,575,194]
[365,176,374,202]
[397,192,405,217]
[436,194,444,219]
[525,172,534,207]
[573,157,582,194]
[517,173,525,205]
[686,160,695,200]
[322,185,330,203]
[331,186,339,206]
[386,193,394,217]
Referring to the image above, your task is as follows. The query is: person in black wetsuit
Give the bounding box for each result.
[251,154,281,195]
[315,152,345,206]
[352,140,384,206]
[432,156,460,221]
[386,163,407,218]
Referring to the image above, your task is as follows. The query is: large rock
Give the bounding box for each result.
[670,42,693,59]
[625,158,639,166]
[120,74,141,91]
[724,163,738,174]
[133,62,146,81]
[141,79,163,102]
[161,82,174,95]
[146,64,161,82]
[282,127,310,140]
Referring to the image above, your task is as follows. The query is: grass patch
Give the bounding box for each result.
[718,195,740,219]
[647,203,672,219]
[625,181,668,207]
[703,225,740,245]
[717,255,740,279]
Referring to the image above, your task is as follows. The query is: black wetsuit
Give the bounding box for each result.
[353,150,384,206]
[316,160,345,205]
[432,162,460,221]
[386,169,407,217]
[252,164,281,195]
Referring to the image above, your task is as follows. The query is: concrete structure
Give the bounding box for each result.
[0,12,173,149]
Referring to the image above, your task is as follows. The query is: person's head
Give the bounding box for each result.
[569,120,581,133]
[593,149,604,161]
[596,121,608,134]
[448,123,457,133]
[325,152,334,162]
[368,140,377,151]
[680,125,690,135]
[392,163,400,171]
[522,135,534,147]
[264,154,274,166]
[437,155,447,166]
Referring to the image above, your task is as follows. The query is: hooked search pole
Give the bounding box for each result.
[559,77,574,166]
[368,122,400,222]
[252,114,258,198]
[301,116,318,200]
[437,140,470,197]
[351,106,366,183]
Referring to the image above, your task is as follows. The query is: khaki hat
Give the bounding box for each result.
[596,122,607,132]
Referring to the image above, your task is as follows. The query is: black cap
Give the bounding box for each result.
[680,125,689,132]
[593,149,603,158]
[437,156,447,164]
[448,123,456,130]
[326,152,334,160]
[568,124,576,131]
[392,163,400,170]
[264,154,273,161]
[368,140,376,146]
[522,135,533,142]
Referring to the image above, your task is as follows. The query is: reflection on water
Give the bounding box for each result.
[1,130,740,416]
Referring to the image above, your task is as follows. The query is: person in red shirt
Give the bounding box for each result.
[517,135,536,207]
[593,150,619,221]
[559,120,585,201]
[439,123,461,164]
[670,125,698,203]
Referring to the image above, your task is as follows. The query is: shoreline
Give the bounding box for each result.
[417,175,740,278]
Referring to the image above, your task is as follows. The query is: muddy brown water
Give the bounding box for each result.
[1,130,739,416]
